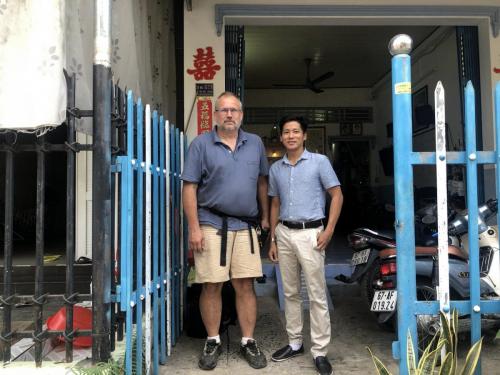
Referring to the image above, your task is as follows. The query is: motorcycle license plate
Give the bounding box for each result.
[371,290,397,312]
[351,249,370,265]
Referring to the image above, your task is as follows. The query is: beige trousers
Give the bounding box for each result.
[275,223,331,358]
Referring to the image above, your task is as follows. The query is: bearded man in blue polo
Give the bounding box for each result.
[268,115,343,375]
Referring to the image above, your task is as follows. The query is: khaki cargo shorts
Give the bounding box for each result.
[194,225,263,283]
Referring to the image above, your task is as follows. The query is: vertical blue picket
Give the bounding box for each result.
[119,166,128,312]
[496,83,500,247]
[165,122,172,356]
[170,124,177,345]
[391,42,418,372]
[159,115,167,364]
[135,98,144,375]
[182,134,188,330]
[124,91,135,375]
[464,82,482,374]
[175,127,182,339]
[112,90,185,374]
[152,111,160,375]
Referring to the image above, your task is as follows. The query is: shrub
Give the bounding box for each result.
[367,310,483,375]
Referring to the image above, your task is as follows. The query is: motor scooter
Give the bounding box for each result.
[337,200,500,330]
[373,199,500,341]
[336,204,442,327]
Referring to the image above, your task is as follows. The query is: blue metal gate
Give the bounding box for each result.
[390,34,500,374]
[112,90,185,374]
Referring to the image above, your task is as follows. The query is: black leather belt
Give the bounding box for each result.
[206,207,258,267]
[280,219,325,229]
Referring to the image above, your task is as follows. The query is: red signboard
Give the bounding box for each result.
[187,47,221,81]
[197,97,212,135]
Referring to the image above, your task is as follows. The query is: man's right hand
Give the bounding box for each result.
[268,241,278,263]
[189,227,205,252]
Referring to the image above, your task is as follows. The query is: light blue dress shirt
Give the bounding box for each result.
[268,149,340,221]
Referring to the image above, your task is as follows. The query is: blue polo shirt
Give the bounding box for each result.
[181,127,269,230]
[268,149,340,221]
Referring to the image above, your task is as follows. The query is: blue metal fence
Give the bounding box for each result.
[391,35,500,374]
[113,90,185,374]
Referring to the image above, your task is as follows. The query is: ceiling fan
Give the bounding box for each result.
[273,58,334,93]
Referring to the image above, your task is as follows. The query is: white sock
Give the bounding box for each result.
[241,337,254,346]
[207,335,220,344]
[289,342,302,351]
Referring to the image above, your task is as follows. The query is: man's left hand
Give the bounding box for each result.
[316,229,333,251]
[260,218,270,231]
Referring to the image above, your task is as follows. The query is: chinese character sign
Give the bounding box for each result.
[187,47,221,81]
[197,97,213,135]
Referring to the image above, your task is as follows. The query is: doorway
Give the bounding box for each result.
[329,137,390,233]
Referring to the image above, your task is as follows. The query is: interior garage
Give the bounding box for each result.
[234,24,481,247]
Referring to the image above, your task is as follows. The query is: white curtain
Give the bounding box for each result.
[0,1,66,132]
[0,0,173,134]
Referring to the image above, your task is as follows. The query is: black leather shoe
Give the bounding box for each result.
[314,356,333,375]
[271,344,304,362]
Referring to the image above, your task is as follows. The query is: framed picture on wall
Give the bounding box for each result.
[306,127,325,154]
[340,123,352,136]
[352,123,363,135]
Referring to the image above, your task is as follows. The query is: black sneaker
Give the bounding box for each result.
[271,344,304,362]
[240,339,267,369]
[198,339,222,370]
[314,356,333,375]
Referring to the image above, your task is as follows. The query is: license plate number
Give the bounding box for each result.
[351,249,370,265]
[371,290,397,312]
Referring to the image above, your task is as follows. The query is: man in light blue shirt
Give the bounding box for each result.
[268,115,343,375]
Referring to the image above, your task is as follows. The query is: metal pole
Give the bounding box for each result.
[2,149,14,363]
[65,73,77,363]
[464,82,481,374]
[34,136,46,367]
[389,34,418,373]
[92,0,112,363]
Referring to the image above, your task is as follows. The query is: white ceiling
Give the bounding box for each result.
[244,25,438,89]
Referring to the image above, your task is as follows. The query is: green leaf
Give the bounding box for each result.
[366,347,393,375]
[418,339,445,375]
[407,330,417,375]
[438,352,454,375]
[452,309,459,358]
[440,311,453,355]
[459,337,483,375]
[422,330,440,359]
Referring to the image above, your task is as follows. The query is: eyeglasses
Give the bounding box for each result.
[215,107,242,114]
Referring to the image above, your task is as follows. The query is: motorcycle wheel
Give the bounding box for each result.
[360,258,396,332]
[415,280,439,354]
